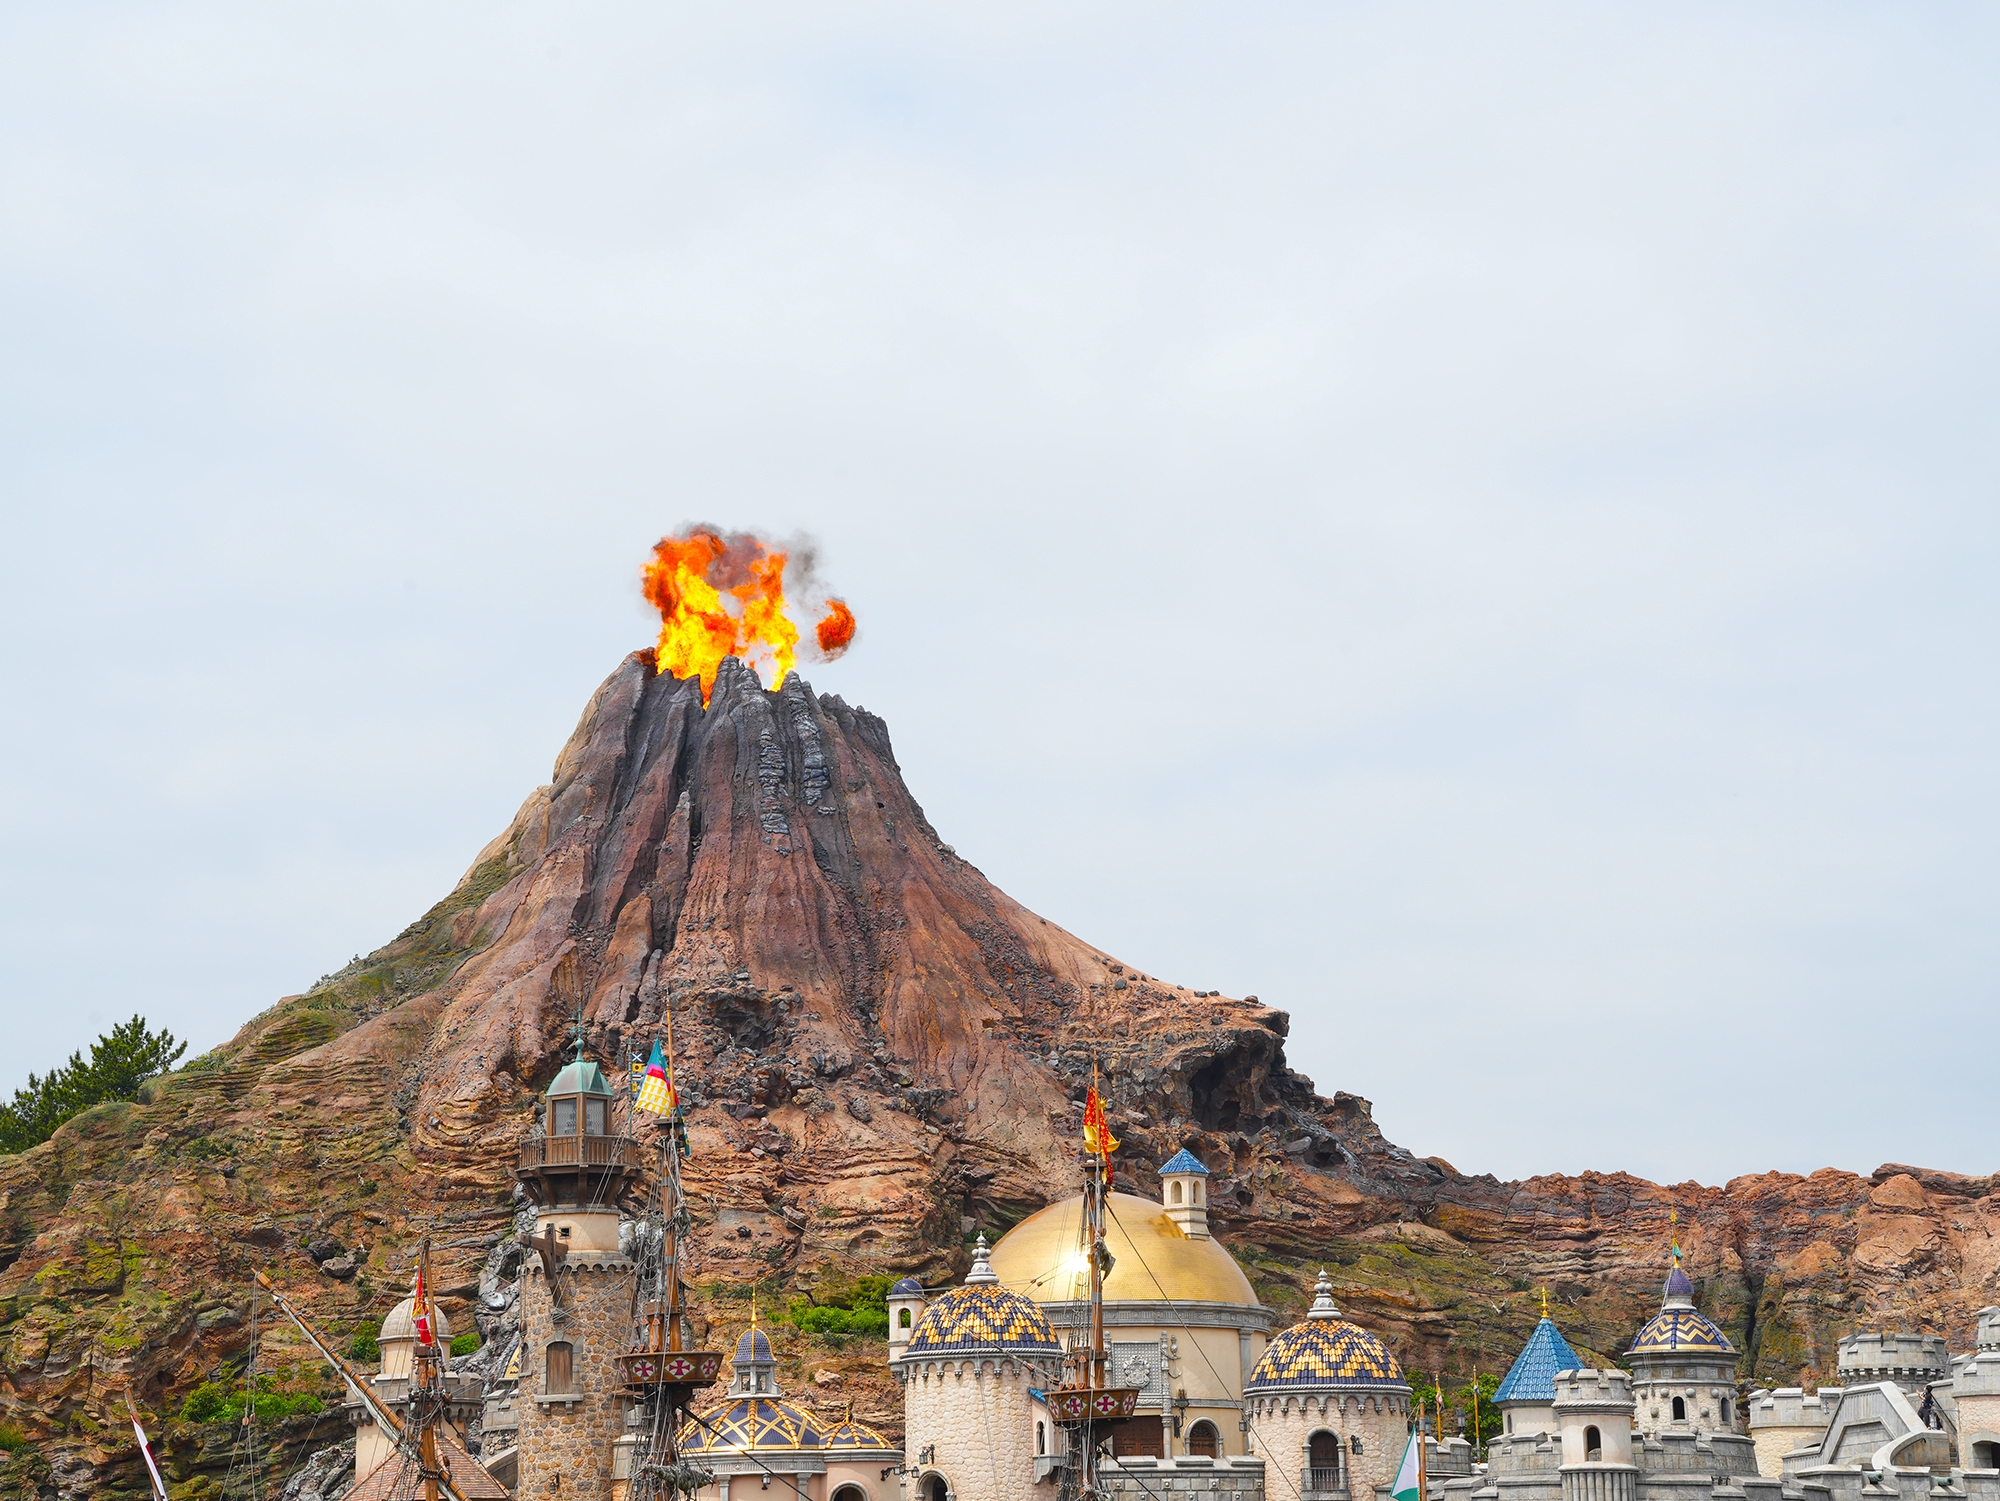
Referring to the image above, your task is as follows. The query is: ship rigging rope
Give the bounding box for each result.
[1100,1198,1307,1501]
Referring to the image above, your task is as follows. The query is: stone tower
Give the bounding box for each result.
[893,1235,1063,1501]
[887,1275,927,1360]
[1625,1263,1741,1436]
[1244,1270,1412,1501]
[1552,1368,1637,1501]
[515,1054,646,1498]
[1158,1148,1212,1240]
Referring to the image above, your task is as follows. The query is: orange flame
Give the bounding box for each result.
[816,599,856,658]
[641,530,856,705]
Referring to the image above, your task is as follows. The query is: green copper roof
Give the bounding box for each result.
[546,1059,613,1097]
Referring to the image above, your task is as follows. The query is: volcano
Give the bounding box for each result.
[3,654,1998,1495]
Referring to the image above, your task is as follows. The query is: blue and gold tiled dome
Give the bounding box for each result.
[735,1328,775,1364]
[1247,1271,1406,1392]
[1627,1262,1734,1354]
[905,1233,1061,1356]
[1627,1306,1734,1354]
[823,1413,897,1452]
[679,1396,824,1453]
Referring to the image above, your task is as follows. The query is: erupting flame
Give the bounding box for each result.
[641,529,856,705]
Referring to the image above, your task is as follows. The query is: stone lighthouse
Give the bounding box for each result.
[514,1052,646,1497]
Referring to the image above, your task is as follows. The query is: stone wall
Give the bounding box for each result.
[1745,1387,1839,1476]
[518,1248,637,1498]
[899,1352,1059,1501]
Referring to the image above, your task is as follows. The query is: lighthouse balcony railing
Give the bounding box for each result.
[518,1134,638,1171]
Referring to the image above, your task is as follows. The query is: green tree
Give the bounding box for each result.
[1409,1371,1502,1450]
[0,1016,187,1153]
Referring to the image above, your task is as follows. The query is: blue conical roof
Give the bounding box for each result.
[1159,1148,1210,1176]
[1494,1317,1586,1404]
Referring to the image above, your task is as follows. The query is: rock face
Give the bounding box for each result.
[3,654,1998,1494]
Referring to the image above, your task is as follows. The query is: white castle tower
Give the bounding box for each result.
[892,1234,1064,1501]
[1245,1270,1413,1501]
[1552,1368,1637,1501]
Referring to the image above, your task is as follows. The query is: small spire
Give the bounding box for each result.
[1539,1287,1550,1320]
[965,1231,998,1285]
[750,1295,759,1330]
[572,1005,586,1063]
[1307,1267,1342,1320]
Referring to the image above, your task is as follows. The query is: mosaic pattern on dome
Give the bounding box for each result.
[906,1284,1061,1354]
[823,1417,897,1452]
[1247,1319,1405,1389]
[680,1397,824,1453]
[1628,1308,1734,1355]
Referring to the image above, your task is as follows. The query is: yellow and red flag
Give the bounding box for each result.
[1082,1084,1119,1179]
[412,1267,435,1348]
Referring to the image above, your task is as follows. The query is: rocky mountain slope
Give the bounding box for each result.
[2,653,1996,1497]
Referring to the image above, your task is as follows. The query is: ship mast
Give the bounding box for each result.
[1049,1063,1140,1500]
[253,1267,477,1501]
[620,1007,722,1499]
[413,1238,443,1501]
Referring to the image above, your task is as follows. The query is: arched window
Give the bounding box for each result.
[545,1341,575,1394]
[1972,1442,2000,1469]
[1171,1181,1184,1204]
[1193,1180,1203,1204]
[922,1474,949,1501]
[1671,1397,1686,1422]
[1188,1421,1219,1458]
[831,1488,867,1501]
[1719,1397,1731,1425]
[1038,1421,1047,1455]
[1584,1426,1601,1462]
[1307,1431,1342,1489]
[899,1307,912,1329]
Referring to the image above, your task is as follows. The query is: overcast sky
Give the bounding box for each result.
[3,6,1996,1186]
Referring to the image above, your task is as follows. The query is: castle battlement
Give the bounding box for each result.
[1748,1388,1844,1431]
[1554,1369,1635,1406]
[1837,1332,1950,1388]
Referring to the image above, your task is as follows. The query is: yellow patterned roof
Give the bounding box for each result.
[1247,1318,1406,1390]
[823,1416,897,1453]
[679,1396,825,1453]
[1627,1308,1734,1355]
[906,1283,1062,1355]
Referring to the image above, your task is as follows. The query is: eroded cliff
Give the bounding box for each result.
[1,655,1993,1498]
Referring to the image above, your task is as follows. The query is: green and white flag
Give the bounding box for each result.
[1390,1430,1423,1501]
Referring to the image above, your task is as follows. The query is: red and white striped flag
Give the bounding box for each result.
[127,1395,167,1501]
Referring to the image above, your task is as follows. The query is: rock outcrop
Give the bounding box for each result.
[1,653,1995,1496]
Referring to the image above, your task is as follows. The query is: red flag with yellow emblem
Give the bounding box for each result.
[1082,1084,1119,1181]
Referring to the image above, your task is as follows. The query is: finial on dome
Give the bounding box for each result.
[1307,1267,1342,1320]
[1662,1209,1694,1306]
[965,1231,998,1285]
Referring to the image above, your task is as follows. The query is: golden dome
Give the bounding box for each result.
[987,1191,1260,1307]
